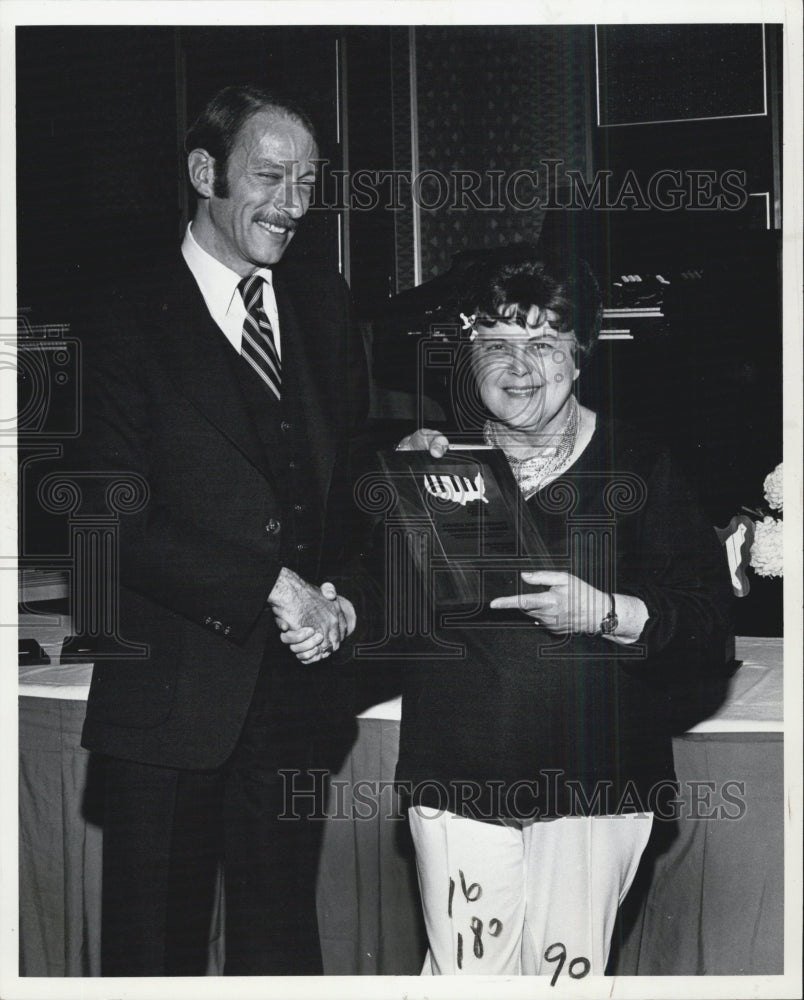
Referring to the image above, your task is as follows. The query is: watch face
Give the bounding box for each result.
[601,611,619,635]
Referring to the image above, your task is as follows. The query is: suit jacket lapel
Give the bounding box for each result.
[154,260,273,480]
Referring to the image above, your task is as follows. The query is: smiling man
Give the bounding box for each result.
[73,85,368,976]
[187,104,318,270]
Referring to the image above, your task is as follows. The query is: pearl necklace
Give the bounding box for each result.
[483,396,580,499]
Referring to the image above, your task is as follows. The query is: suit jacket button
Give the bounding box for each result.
[212,621,222,631]
[281,421,292,432]
[265,519,281,534]
[294,503,305,513]
[204,616,213,625]
[288,460,296,470]
[296,542,308,552]
[224,626,231,636]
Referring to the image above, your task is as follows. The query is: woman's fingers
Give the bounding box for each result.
[490,572,608,634]
[520,570,571,587]
[278,623,341,660]
[489,593,554,612]
[396,428,450,456]
[425,434,450,457]
[279,625,316,644]
[285,630,323,651]
[490,573,565,613]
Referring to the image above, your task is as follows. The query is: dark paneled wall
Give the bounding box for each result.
[17,27,179,316]
[414,26,590,281]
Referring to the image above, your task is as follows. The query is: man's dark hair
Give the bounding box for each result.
[184,85,318,198]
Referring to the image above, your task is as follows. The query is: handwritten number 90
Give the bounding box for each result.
[544,942,591,987]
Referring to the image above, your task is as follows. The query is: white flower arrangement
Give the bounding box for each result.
[762,463,783,513]
[747,463,784,579]
[750,516,783,578]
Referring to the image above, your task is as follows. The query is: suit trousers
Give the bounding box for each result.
[100,662,327,976]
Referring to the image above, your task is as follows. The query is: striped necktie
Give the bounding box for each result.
[238,273,281,400]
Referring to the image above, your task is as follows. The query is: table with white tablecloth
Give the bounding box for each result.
[19,637,784,976]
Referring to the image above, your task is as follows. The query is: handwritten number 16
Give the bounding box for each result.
[544,942,591,987]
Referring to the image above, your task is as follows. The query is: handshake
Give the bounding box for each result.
[268,567,356,664]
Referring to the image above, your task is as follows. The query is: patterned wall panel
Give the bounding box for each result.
[390,28,417,293]
[412,26,591,283]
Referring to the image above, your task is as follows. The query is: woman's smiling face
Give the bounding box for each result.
[471,305,579,435]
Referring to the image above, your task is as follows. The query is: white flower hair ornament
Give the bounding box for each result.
[460,312,478,341]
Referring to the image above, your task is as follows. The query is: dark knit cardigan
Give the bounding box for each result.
[394,418,735,820]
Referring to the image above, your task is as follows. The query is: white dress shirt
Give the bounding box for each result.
[181,223,281,359]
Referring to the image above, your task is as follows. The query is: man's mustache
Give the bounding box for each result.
[254,213,298,231]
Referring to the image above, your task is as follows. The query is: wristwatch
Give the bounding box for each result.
[598,594,618,635]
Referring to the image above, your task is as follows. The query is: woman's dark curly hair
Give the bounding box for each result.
[458,247,603,365]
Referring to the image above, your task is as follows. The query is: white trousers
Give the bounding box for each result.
[408,806,653,977]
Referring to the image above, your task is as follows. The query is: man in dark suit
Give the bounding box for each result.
[73,85,368,975]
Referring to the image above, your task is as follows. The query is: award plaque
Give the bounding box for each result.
[377,447,554,610]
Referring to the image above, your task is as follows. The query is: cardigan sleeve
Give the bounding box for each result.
[615,448,735,669]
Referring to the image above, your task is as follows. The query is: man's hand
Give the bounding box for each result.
[270,572,356,663]
[269,569,348,662]
[396,428,450,457]
[489,570,610,634]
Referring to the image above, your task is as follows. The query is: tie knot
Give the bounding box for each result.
[238,273,265,314]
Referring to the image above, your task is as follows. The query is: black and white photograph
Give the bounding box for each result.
[1,2,801,999]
